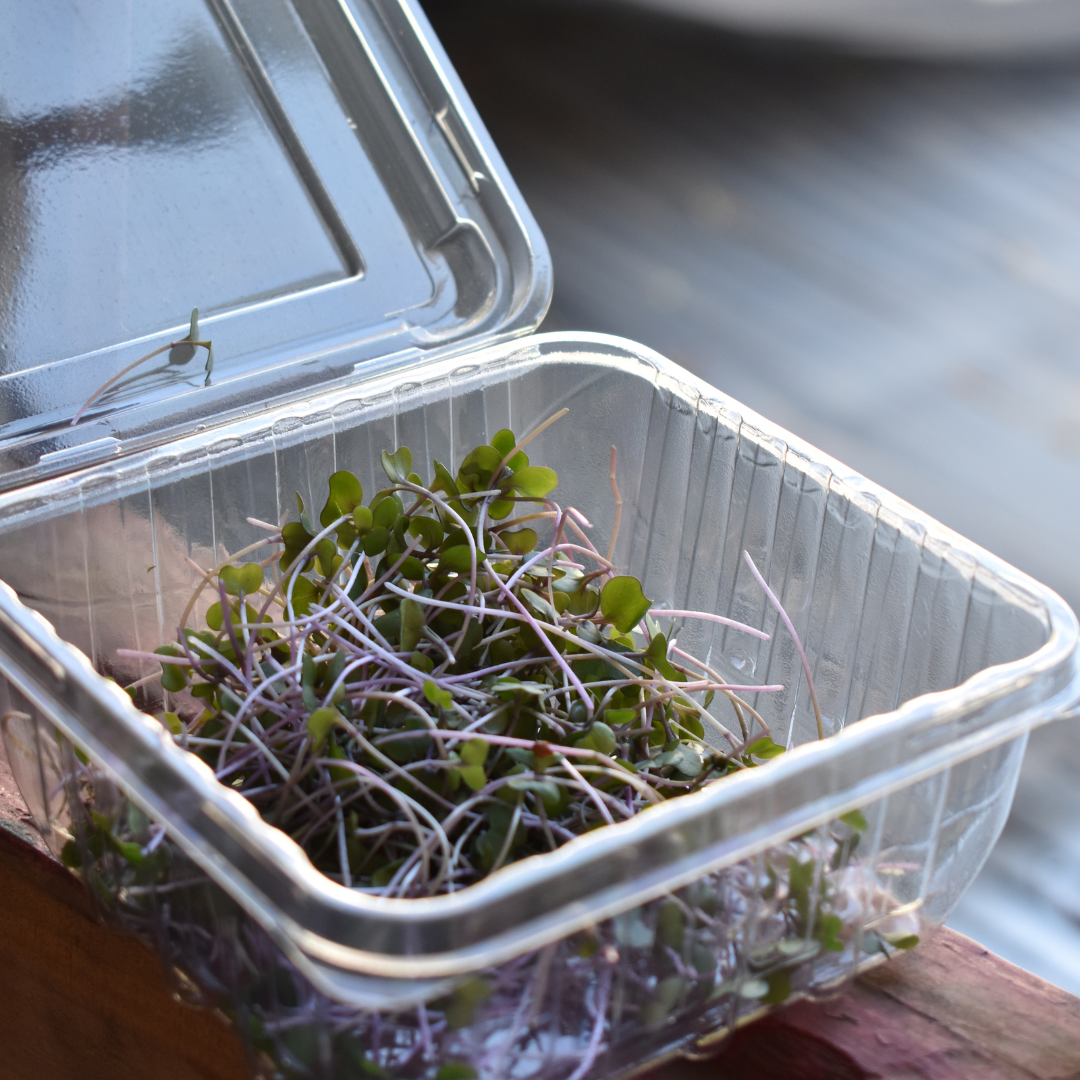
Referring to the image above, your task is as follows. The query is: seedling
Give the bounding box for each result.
[58,416,911,1080]
[112,417,808,896]
[71,308,214,426]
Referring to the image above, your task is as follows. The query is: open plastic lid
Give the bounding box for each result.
[0,0,551,490]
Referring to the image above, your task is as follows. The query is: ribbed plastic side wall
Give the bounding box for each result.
[0,351,1049,747]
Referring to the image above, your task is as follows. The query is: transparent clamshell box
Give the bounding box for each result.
[1,3,1078,1078]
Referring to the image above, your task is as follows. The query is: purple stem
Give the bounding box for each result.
[565,964,613,1080]
[480,562,594,714]
[646,609,770,642]
[742,550,824,741]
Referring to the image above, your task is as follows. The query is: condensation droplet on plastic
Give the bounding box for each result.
[730,651,755,676]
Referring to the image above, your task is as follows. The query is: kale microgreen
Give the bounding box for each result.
[57,412,913,1080]
[113,416,815,897]
[71,308,214,426]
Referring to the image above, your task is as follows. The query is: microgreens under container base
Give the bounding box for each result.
[1,334,1077,1080]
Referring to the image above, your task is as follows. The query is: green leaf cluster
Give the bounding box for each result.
[133,425,812,903]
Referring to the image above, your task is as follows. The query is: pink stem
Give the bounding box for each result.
[742,550,824,740]
[646,609,770,641]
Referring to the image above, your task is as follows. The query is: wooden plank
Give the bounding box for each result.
[0,822,249,1080]
[705,934,1080,1079]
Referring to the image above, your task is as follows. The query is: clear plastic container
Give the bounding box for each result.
[2,2,1079,1077]
[1,331,1078,1079]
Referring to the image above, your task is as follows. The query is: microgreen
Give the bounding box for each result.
[71,308,214,426]
[56,415,907,1080]
[109,416,818,898]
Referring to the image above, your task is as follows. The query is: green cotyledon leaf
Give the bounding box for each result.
[352,505,374,534]
[460,737,489,766]
[400,596,426,652]
[601,576,652,634]
[746,737,786,760]
[381,447,413,483]
[458,763,487,791]
[219,562,264,596]
[409,515,444,549]
[295,492,316,535]
[505,466,557,499]
[372,493,403,529]
[815,912,844,951]
[645,631,681,682]
[653,742,703,777]
[307,706,344,747]
[154,645,187,692]
[501,528,537,556]
[424,679,453,711]
[431,459,460,498]
[457,445,502,492]
[885,934,920,950]
[576,720,616,755]
[490,429,516,456]
[160,711,183,735]
[321,470,364,530]
[506,775,562,812]
[437,545,473,574]
[284,575,318,617]
[280,520,315,572]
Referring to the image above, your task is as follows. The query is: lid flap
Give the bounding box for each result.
[0,0,550,489]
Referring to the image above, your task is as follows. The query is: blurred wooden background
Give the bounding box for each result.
[420,0,1080,992]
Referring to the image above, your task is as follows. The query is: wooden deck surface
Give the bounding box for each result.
[422,0,1080,994]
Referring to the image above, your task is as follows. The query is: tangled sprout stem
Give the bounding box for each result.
[72,307,214,426]
[122,417,816,897]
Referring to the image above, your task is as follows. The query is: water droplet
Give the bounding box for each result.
[730,651,755,676]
